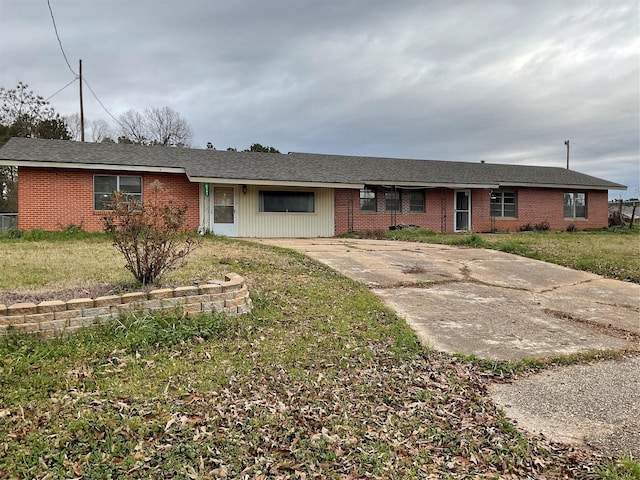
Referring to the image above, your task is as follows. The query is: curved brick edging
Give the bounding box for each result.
[0,273,252,338]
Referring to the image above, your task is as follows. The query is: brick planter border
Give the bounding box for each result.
[0,273,251,338]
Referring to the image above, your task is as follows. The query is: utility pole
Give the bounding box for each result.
[79,59,85,142]
[564,139,570,169]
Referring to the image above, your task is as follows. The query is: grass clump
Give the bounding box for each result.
[598,456,640,480]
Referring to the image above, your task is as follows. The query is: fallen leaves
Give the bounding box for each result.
[0,241,612,479]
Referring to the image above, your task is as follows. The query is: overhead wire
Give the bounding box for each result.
[82,77,124,129]
[47,0,77,77]
[46,0,124,134]
[45,77,77,102]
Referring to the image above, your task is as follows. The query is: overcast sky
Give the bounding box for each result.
[1,0,638,197]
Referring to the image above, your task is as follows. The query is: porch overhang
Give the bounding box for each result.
[188,176,363,189]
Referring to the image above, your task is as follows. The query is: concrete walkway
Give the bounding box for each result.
[255,238,640,457]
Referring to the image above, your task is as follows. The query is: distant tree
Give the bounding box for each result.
[0,82,71,212]
[118,110,148,144]
[0,124,17,212]
[90,118,112,143]
[118,106,192,147]
[64,114,113,143]
[244,143,280,153]
[0,82,71,142]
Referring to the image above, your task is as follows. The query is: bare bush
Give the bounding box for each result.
[102,188,199,285]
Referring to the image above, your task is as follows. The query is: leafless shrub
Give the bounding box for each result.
[102,187,199,286]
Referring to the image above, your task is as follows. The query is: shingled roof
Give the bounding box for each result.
[0,137,626,190]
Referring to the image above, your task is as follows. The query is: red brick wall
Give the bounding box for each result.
[476,188,609,232]
[17,167,200,232]
[335,187,454,233]
[335,187,610,234]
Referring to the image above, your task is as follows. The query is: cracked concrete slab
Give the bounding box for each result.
[371,282,631,361]
[490,356,640,459]
[254,237,640,457]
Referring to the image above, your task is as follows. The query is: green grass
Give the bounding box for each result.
[599,457,640,480]
[0,233,637,478]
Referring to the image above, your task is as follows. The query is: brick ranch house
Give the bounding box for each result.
[0,137,626,236]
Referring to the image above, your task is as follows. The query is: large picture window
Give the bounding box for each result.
[259,190,315,213]
[385,189,401,212]
[94,175,142,210]
[564,192,587,218]
[491,190,517,217]
[360,187,376,211]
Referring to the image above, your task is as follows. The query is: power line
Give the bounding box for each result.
[82,77,124,129]
[45,77,77,102]
[47,0,77,77]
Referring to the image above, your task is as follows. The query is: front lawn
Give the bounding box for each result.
[0,234,635,478]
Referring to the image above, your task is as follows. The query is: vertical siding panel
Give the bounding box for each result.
[237,186,334,237]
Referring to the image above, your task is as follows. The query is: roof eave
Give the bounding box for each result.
[0,159,185,174]
[498,182,626,190]
[365,181,500,189]
[188,176,363,189]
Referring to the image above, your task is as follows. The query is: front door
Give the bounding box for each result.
[454,190,471,232]
[211,186,237,236]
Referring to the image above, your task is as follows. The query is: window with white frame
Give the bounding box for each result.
[491,190,517,217]
[385,188,401,212]
[409,190,425,212]
[564,192,587,218]
[259,190,315,212]
[360,187,376,211]
[94,175,142,210]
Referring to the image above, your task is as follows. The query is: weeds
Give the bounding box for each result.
[598,456,640,480]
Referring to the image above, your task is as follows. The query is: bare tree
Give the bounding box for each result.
[145,106,192,147]
[64,113,81,141]
[61,115,113,143]
[117,106,192,147]
[90,118,112,143]
[118,109,149,144]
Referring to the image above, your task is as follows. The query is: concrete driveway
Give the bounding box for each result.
[255,238,640,457]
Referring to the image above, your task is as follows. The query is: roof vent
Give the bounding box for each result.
[480,160,485,164]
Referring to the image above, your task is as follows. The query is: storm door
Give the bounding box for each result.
[211,186,237,236]
[454,190,471,232]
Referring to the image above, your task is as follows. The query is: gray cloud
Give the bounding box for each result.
[1,0,637,196]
